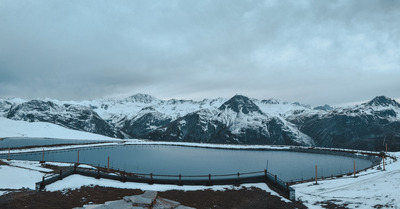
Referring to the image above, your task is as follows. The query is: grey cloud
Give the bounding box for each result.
[0,0,399,105]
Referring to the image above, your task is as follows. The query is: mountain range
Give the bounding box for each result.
[1,94,399,151]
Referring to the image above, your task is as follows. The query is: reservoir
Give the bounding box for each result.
[1,143,375,182]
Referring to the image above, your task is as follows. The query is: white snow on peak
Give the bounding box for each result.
[254,99,315,117]
[312,101,400,121]
[217,107,268,135]
[79,96,227,123]
[0,97,26,104]
[1,95,324,123]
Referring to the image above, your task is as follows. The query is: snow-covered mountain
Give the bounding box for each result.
[287,95,400,151]
[148,95,314,146]
[1,94,399,151]
[5,100,124,138]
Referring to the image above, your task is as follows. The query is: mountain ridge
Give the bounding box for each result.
[1,94,399,151]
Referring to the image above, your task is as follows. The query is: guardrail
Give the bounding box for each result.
[35,165,296,200]
[287,146,397,160]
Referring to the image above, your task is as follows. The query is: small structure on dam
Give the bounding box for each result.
[74,190,194,209]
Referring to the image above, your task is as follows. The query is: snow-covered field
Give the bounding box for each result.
[293,152,400,209]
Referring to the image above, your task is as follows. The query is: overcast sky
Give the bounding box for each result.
[0,0,399,106]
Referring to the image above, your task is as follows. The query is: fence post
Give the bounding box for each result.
[97,168,100,179]
[77,150,80,165]
[274,175,277,184]
[107,156,110,172]
[40,149,45,163]
[383,156,385,171]
[235,172,241,186]
[179,174,182,186]
[354,160,356,177]
[41,176,45,190]
[59,170,63,180]
[150,173,153,184]
[121,172,126,183]
[315,165,318,185]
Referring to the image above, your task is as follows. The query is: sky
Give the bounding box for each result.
[0,0,399,106]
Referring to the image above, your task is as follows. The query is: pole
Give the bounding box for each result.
[107,156,110,172]
[40,149,45,163]
[315,165,318,185]
[354,160,356,177]
[383,156,385,171]
[386,143,388,153]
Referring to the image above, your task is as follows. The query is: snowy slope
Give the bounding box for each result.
[294,153,400,209]
[0,117,117,140]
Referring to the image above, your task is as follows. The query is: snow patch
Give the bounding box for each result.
[0,164,44,190]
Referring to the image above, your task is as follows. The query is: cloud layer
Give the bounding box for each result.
[1,0,399,105]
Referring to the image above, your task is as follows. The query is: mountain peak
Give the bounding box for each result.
[261,98,279,104]
[314,104,333,111]
[365,95,400,108]
[126,93,158,103]
[218,95,263,114]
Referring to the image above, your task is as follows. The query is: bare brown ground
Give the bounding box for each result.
[0,186,307,209]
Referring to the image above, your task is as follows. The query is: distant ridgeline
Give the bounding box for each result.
[1,94,399,151]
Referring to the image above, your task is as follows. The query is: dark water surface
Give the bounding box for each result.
[1,144,373,182]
